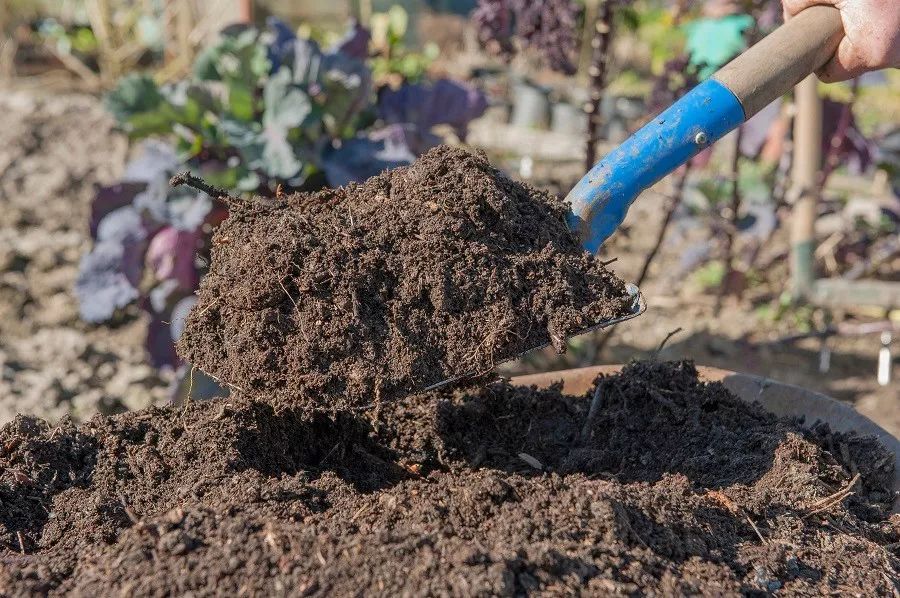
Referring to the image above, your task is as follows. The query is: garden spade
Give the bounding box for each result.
[427,5,844,391]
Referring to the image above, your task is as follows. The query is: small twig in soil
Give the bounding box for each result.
[319,442,341,468]
[16,531,25,554]
[196,297,220,317]
[600,257,618,267]
[581,382,604,442]
[277,279,310,341]
[745,514,766,544]
[612,502,648,548]
[120,496,142,525]
[179,365,196,426]
[170,171,241,206]
[803,474,860,518]
[651,327,683,359]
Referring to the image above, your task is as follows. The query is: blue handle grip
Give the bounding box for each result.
[566,79,746,253]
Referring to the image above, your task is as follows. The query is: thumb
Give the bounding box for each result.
[817,35,871,82]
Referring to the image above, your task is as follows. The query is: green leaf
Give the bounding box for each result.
[257,68,311,179]
[123,107,178,138]
[316,55,371,136]
[387,5,409,39]
[161,82,218,128]
[106,74,165,124]
[263,67,312,129]
[684,15,754,80]
[261,131,304,180]
[236,170,261,191]
[194,27,269,88]
[220,118,265,169]
[228,82,256,121]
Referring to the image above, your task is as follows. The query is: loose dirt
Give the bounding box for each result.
[2,361,897,596]
[178,146,634,409]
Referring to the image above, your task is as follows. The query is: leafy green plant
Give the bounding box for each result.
[370,5,439,85]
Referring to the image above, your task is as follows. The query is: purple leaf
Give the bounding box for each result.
[122,140,179,182]
[90,182,146,239]
[166,193,214,231]
[144,283,197,369]
[329,20,371,60]
[755,0,782,31]
[95,206,151,285]
[146,304,180,369]
[149,279,181,313]
[823,99,876,175]
[377,79,488,140]
[291,36,325,90]
[322,125,420,187]
[77,204,155,322]
[266,17,297,73]
[133,178,171,224]
[75,241,142,323]
[170,295,198,341]
[146,226,201,290]
[97,206,145,243]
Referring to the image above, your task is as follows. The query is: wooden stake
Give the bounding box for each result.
[789,75,822,299]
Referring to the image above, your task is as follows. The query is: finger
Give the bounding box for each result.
[816,36,870,83]
[782,0,838,18]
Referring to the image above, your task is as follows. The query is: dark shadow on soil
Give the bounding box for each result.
[434,361,788,490]
[230,402,410,493]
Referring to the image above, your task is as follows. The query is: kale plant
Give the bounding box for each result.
[77,19,487,371]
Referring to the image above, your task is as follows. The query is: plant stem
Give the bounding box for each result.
[584,0,614,172]
[634,164,692,288]
[591,165,692,361]
[817,78,860,192]
[715,126,744,315]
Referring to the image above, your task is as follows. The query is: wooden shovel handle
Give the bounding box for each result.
[713,5,844,119]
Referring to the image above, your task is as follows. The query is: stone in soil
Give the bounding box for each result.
[1,361,897,596]
[178,146,633,409]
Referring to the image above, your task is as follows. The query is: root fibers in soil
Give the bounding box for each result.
[178,146,633,408]
[1,361,898,596]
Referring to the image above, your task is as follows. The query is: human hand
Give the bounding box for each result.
[783,0,900,82]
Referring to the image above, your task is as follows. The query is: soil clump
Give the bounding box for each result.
[178,146,634,408]
[2,361,897,596]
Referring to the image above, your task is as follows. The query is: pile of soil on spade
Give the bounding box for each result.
[178,146,634,408]
[2,360,897,596]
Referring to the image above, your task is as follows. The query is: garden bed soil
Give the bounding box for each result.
[179,146,633,409]
[2,361,898,596]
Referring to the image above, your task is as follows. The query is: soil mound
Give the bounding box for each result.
[2,361,897,596]
[178,146,633,408]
